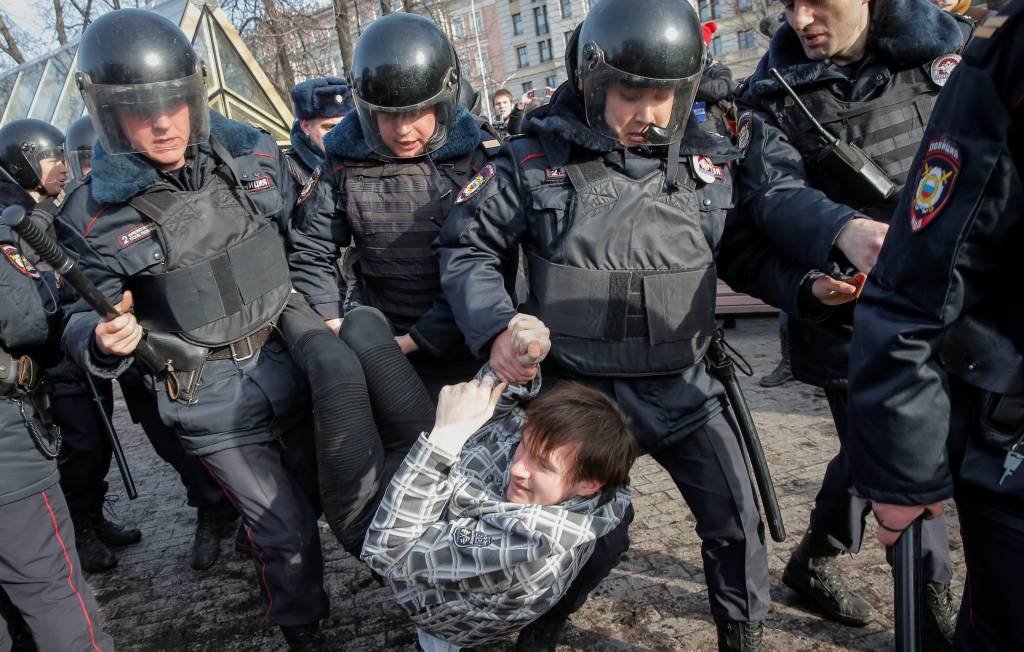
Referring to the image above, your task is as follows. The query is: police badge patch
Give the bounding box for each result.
[452,527,493,548]
[455,163,496,204]
[242,175,273,193]
[929,54,961,87]
[297,166,322,206]
[691,155,724,184]
[910,137,961,233]
[1,244,40,278]
[736,111,752,153]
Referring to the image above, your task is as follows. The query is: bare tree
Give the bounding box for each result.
[54,0,69,45]
[379,0,392,15]
[332,0,354,73]
[0,12,26,65]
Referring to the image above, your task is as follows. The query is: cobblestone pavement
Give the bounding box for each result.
[88,316,963,651]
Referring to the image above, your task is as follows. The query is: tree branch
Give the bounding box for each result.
[0,13,26,64]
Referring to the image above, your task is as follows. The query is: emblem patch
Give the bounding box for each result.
[545,167,567,181]
[242,175,272,193]
[910,137,961,233]
[455,163,496,204]
[118,222,158,249]
[1,244,39,278]
[929,54,961,87]
[297,166,322,206]
[737,111,752,153]
[691,155,724,184]
[452,527,493,548]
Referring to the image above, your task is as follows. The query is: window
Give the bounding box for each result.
[560,0,572,18]
[564,30,574,48]
[522,80,534,93]
[516,45,530,68]
[513,13,524,35]
[479,51,491,75]
[538,38,553,62]
[545,74,559,89]
[738,29,756,50]
[534,5,549,35]
[452,15,465,38]
[474,10,484,33]
[700,0,720,20]
[710,35,723,57]
[738,0,753,10]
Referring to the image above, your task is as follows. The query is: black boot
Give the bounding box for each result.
[782,532,872,626]
[94,513,142,548]
[715,620,763,652]
[190,501,238,571]
[515,610,568,652]
[922,582,957,650]
[74,515,118,574]
[280,623,325,651]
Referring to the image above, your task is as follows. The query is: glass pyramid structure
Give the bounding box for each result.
[0,0,294,142]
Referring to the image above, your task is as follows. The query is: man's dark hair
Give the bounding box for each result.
[493,88,514,103]
[523,383,638,504]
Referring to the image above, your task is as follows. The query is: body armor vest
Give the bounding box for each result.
[522,152,718,377]
[341,149,481,333]
[769,65,941,219]
[127,140,291,347]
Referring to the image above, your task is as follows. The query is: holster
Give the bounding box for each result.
[147,330,209,405]
[0,350,41,399]
[978,391,1024,452]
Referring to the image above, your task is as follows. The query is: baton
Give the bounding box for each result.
[707,328,787,542]
[1,205,165,373]
[83,371,138,500]
[893,518,923,652]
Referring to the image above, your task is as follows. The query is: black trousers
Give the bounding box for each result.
[53,383,114,517]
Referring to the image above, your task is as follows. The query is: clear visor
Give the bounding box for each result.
[66,149,92,181]
[78,71,210,155]
[25,145,65,187]
[581,59,703,146]
[353,79,458,159]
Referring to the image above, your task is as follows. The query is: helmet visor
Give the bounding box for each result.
[581,58,703,146]
[66,149,92,181]
[353,74,458,159]
[78,71,210,155]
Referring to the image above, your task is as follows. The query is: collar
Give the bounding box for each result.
[323,106,485,164]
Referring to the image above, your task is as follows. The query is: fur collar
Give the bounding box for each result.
[90,111,262,205]
[322,106,484,163]
[289,121,324,172]
[748,0,963,97]
[0,181,35,211]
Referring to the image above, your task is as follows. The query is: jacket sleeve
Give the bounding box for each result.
[697,62,735,105]
[437,148,527,357]
[0,236,59,352]
[406,292,470,358]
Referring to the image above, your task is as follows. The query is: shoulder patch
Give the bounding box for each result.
[910,137,962,233]
[455,163,496,204]
[1,244,40,278]
[297,166,323,206]
[452,527,493,548]
[736,111,752,153]
[482,138,501,152]
[242,175,273,193]
[691,155,725,184]
[118,222,158,248]
[929,54,961,87]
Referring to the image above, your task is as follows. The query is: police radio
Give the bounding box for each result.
[769,68,896,205]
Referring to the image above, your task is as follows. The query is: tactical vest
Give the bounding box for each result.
[521,151,721,377]
[341,147,487,332]
[768,64,942,218]
[127,140,291,347]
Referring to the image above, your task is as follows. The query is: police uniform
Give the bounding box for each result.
[285,77,353,199]
[848,3,1024,647]
[733,0,972,618]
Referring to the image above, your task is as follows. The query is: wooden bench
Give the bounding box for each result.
[715,279,778,317]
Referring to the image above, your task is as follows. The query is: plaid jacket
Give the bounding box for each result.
[360,372,631,646]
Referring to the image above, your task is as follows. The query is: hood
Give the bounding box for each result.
[323,105,484,163]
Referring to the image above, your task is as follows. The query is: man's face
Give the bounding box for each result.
[603,81,676,147]
[301,115,341,155]
[506,429,602,505]
[118,102,191,170]
[37,156,67,196]
[783,0,871,62]
[494,95,513,120]
[376,108,436,158]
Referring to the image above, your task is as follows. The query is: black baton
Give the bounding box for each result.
[893,518,924,652]
[1,205,165,373]
[707,329,787,542]
[83,371,138,500]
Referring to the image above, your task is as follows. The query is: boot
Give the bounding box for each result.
[74,515,118,574]
[759,333,793,387]
[189,501,238,571]
[782,532,872,626]
[715,620,763,652]
[922,582,957,650]
[515,609,568,652]
[280,623,325,651]
[94,513,142,548]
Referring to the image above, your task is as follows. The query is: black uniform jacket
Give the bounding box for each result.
[847,5,1024,506]
[284,119,324,200]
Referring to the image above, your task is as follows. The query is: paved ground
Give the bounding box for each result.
[86,316,963,651]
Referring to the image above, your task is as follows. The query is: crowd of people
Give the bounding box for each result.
[0,0,1021,650]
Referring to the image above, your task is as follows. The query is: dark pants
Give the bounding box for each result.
[811,389,953,584]
[0,486,113,651]
[54,383,113,517]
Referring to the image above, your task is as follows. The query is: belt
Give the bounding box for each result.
[207,324,275,362]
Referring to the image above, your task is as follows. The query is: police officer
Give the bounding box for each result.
[732,0,972,639]
[847,4,1024,647]
[286,76,352,197]
[55,10,327,648]
[435,1,840,648]
[65,115,96,182]
[289,12,505,402]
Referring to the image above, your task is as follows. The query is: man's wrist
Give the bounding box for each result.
[428,424,476,457]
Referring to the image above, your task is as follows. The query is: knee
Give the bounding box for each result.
[339,307,394,351]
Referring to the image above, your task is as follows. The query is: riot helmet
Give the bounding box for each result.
[458,77,480,114]
[75,8,209,156]
[0,119,65,191]
[569,0,705,146]
[65,115,97,181]
[349,13,460,158]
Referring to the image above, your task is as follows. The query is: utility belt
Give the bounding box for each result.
[0,350,61,459]
[0,350,41,398]
[150,323,276,405]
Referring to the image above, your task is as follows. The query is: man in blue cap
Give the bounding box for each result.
[287,76,354,196]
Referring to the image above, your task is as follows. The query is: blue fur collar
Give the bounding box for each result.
[749,0,963,97]
[323,106,483,163]
[90,111,262,205]
[289,121,324,171]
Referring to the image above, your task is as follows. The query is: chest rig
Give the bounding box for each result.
[522,150,720,377]
[341,148,483,332]
[769,65,941,218]
[126,139,291,347]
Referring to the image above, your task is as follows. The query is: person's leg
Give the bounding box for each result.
[759,313,792,388]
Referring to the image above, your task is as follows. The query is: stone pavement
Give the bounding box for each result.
[87,316,963,651]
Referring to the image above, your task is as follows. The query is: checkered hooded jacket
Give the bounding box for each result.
[360,368,632,646]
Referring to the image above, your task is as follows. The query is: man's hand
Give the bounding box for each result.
[429,377,507,455]
[835,217,889,274]
[94,290,143,357]
[395,333,419,354]
[812,272,867,306]
[325,318,343,335]
[872,501,945,546]
[489,314,551,384]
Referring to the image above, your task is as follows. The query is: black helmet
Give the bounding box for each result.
[569,0,705,145]
[458,77,480,114]
[76,8,209,155]
[0,119,65,190]
[349,13,460,158]
[65,115,97,181]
